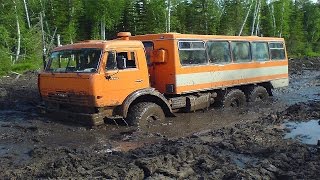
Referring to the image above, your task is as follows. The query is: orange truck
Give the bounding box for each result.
[38,32,288,127]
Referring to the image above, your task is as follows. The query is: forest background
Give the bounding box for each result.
[0,0,319,75]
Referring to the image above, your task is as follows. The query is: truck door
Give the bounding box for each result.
[104,49,149,106]
[142,41,155,87]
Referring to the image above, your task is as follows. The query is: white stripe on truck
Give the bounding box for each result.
[176,65,288,86]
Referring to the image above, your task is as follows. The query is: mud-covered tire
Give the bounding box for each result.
[222,89,246,108]
[247,86,269,102]
[126,102,165,128]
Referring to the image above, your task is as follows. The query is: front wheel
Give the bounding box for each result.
[126,102,165,129]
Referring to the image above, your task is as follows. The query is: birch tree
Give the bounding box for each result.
[13,0,21,64]
[239,0,253,36]
[23,0,31,28]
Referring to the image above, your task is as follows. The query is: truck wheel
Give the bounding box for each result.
[248,86,269,102]
[127,102,165,128]
[223,89,246,108]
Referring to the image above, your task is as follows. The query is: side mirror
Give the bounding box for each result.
[116,56,126,69]
[150,49,166,63]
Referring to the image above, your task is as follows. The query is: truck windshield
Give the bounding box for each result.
[46,48,102,73]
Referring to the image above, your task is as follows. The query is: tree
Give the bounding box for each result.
[302,0,320,55]
[259,0,274,37]
[219,0,247,35]
[287,0,305,56]
[45,0,83,44]
[118,0,137,34]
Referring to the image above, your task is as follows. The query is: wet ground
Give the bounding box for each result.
[0,58,320,179]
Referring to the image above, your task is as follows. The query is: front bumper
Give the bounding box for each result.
[38,104,109,126]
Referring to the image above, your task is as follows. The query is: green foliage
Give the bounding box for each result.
[0,47,12,76]
[219,0,247,35]
[260,1,274,37]
[287,0,305,56]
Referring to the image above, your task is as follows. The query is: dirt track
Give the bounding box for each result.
[0,58,320,179]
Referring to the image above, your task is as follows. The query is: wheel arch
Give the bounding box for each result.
[239,82,273,96]
[257,82,273,96]
[121,88,174,118]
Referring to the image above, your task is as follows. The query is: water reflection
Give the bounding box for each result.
[283,120,320,145]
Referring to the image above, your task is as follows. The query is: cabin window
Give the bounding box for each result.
[178,41,207,66]
[142,41,154,64]
[106,51,137,70]
[106,51,117,70]
[251,42,269,61]
[231,41,252,62]
[207,41,231,64]
[269,42,285,60]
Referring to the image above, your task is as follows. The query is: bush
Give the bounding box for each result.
[11,60,42,73]
[0,47,12,76]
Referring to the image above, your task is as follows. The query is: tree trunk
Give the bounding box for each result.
[13,0,21,64]
[40,12,47,68]
[255,0,261,36]
[239,0,253,36]
[279,2,285,37]
[167,0,171,32]
[57,34,61,46]
[23,0,31,28]
[101,18,106,40]
[251,0,259,35]
[269,3,276,36]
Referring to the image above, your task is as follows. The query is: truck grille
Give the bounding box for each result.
[45,91,95,106]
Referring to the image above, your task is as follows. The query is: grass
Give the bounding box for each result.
[0,61,42,76]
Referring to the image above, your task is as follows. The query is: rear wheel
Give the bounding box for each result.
[222,89,246,108]
[126,102,165,128]
[247,86,269,102]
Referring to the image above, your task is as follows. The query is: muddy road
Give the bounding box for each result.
[0,58,320,179]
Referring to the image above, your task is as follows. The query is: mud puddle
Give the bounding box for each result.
[145,102,279,138]
[283,119,320,145]
[274,70,320,105]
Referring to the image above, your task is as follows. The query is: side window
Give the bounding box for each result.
[251,42,269,61]
[207,41,231,64]
[269,42,285,60]
[142,41,154,64]
[125,51,137,68]
[179,41,207,66]
[106,51,137,70]
[106,51,117,70]
[231,41,251,62]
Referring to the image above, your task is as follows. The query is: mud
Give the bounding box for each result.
[0,58,320,179]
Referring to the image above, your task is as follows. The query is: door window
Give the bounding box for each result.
[106,51,117,70]
[106,50,137,70]
[142,41,154,65]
